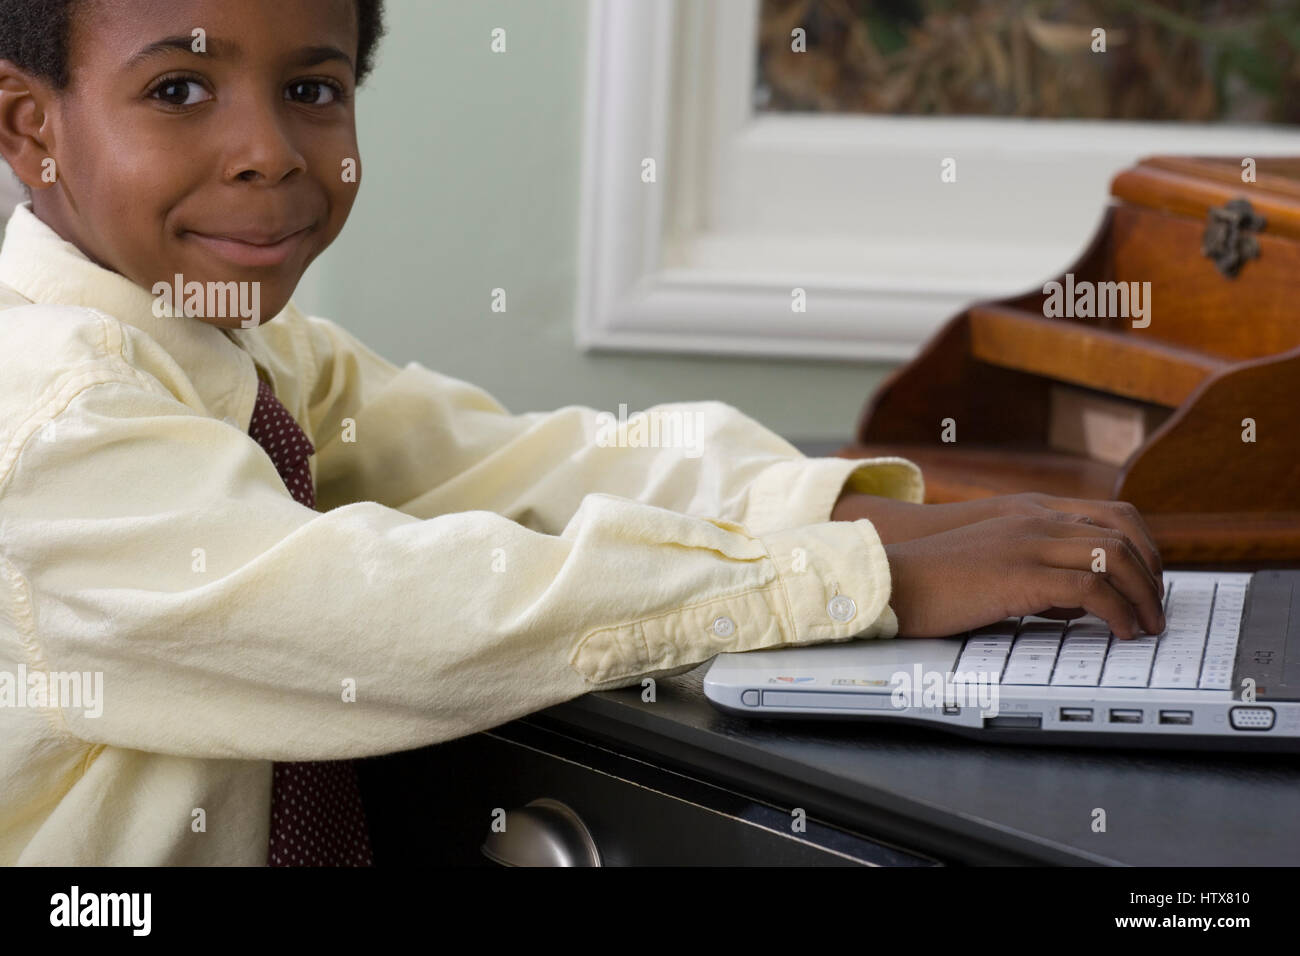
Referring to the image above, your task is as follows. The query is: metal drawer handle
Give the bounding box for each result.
[481,798,602,867]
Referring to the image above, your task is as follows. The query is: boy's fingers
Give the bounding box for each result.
[1088,531,1165,634]
[1036,515,1163,608]
[1041,537,1165,636]
[1043,498,1164,591]
[1090,504,1163,590]
[1045,569,1142,640]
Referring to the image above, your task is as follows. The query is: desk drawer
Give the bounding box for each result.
[359,720,937,866]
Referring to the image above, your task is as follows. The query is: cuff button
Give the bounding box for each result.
[711,615,736,638]
[827,595,857,623]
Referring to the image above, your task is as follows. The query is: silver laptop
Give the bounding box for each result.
[704,569,1300,751]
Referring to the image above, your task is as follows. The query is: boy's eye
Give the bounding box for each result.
[150,77,212,107]
[286,80,343,106]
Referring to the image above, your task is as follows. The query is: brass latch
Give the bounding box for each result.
[1202,198,1266,278]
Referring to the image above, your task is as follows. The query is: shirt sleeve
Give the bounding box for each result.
[299,314,924,538]
[1,329,902,763]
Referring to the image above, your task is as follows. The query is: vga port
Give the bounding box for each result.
[1229,707,1275,731]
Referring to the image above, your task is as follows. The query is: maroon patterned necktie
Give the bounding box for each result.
[246,377,375,867]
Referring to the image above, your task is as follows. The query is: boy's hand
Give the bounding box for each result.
[833,491,1162,594]
[882,513,1167,641]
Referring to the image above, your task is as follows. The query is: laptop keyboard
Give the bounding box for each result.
[954,574,1248,690]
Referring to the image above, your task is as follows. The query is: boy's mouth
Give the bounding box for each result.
[183,225,313,268]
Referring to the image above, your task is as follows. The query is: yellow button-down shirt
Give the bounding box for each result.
[0,201,922,865]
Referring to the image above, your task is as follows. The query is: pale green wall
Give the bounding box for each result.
[292,0,898,442]
[0,0,898,441]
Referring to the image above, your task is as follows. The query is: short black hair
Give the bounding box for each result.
[0,0,387,91]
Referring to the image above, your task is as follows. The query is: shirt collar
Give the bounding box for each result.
[0,201,263,429]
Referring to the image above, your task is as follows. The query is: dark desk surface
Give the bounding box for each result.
[538,438,1300,866]
[537,663,1300,866]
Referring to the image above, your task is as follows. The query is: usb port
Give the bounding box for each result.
[1059,707,1094,722]
[1109,708,1143,724]
[1159,710,1193,725]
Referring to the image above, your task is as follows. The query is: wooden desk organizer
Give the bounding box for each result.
[840,156,1300,563]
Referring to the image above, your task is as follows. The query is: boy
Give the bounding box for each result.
[0,0,1162,865]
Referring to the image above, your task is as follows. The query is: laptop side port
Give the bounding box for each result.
[983,714,1042,729]
[1108,708,1143,723]
[1059,707,1093,722]
[1159,710,1193,725]
[1229,707,1276,731]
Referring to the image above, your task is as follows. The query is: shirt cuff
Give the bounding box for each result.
[739,455,925,538]
[570,516,898,687]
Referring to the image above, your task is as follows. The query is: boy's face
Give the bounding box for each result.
[5,0,362,328]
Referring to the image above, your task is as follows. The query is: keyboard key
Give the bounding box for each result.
[1100,670,1151,687]
[1106,648,1156,660]
[1149,674,1199,688]
[1070,643,1110,655]
[1051,656,1104,686]
[956,653,1005,663]
[1002,671,1052,686]
[1052,672,1102,686]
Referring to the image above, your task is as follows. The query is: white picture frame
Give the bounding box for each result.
[576,0,1300,362]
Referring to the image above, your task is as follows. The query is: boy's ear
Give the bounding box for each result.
[0,59,58,193]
